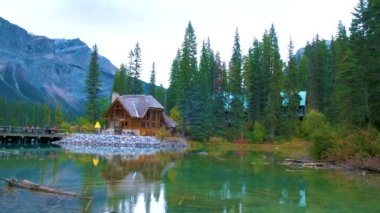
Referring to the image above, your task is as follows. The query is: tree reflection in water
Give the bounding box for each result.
[100,153,183,212]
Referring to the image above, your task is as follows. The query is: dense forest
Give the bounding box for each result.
[164,0,379,140]
[1,0,379,162]
[0,97,65,127]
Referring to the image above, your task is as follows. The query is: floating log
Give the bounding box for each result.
[281,159,325,168]
[1,177,90,199]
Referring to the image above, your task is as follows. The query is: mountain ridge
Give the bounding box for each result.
[0,16,116,114]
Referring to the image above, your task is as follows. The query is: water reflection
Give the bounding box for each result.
[279,176,307,207]
[0,146,380,212]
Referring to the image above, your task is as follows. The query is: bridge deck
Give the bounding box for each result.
[0,126,64,142]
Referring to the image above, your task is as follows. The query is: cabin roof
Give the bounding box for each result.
[117,95,164,118]
[281,91,307,107]
[162,114,176,128]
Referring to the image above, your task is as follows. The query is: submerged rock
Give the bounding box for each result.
[53,134,188,156]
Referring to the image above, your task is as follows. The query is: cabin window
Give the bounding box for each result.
[147,111,150,119]
[141,121,145,128]
[146,122,150,128]
[152,122,156,128]
[152,111,156,120]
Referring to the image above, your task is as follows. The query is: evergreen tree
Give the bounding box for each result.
[112,64,128,96]
[179,21,198,132]
[54,104,64,126]
[246,39,264,123]
[228,28,244,138]
[85,44,102,124]
[284,39,299,119]
[43,101,51,126]
[190,40,214,140]
[350,0,371,125]
[264,25,283,138]
[129,43,143,94]
[166,49,181,111]
[148,62,156,97]
[213,52,228,136]
[297,56,308,91]
[334,22,365,126]
[281,39,300,136]
[367,0,380,127]
[304,36,331,113]
[156,83,166,106]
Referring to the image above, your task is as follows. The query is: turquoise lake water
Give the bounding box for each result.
[0,146,379,212]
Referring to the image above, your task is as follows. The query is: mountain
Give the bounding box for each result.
[0,17,116,114]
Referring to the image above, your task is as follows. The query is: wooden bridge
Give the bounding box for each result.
[0,126,64,145]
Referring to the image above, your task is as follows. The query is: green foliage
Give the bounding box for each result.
[208,136,229,145]
[112,64,129,96]
[54,104,64,126]
[263,25,283,139]
[43,101,51,126]
[301,110,334,160]
[228,29,244,137]
[166,50,181,111]
[60,122,72,133]
[75,117,94,133]
[170,105,184,134]
[156,84,166,106]
[128,43,143,94]
[85,44,102,124]
[212,52,228,136]
[303,36,332,113]
[148,62,156,97]
[251,122,265,143]
[155,128,171,140]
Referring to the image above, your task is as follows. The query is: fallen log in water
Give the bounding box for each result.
[281,158,325,168]
[1,177,90,199]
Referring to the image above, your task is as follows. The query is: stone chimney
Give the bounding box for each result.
[111,92,119,103]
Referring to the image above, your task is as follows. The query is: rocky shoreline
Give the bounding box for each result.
[53,134,188,156]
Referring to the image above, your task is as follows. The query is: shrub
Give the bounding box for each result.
[302,110,334,160]
[209,136,228,145]
[60,122,72,133]
[252,122,265,143]
[155,128,171,140]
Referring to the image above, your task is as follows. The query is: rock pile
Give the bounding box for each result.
[54,134,188,156]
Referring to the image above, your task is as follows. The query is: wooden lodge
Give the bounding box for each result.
[104,93,176,136]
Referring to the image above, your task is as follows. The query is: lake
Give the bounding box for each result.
[0,145,380,212]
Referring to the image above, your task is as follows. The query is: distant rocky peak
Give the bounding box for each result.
[0,16,31,50]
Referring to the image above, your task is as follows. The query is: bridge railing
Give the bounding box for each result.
[0,126,61,135]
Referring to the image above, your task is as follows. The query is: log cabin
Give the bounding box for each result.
[104,93,176,136]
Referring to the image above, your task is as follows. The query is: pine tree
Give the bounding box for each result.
[264,25,283,139]
[85,44,102,123]
[43,101,51,126]
[304,36,331,113]
[54,104,64,126]
[129,42,143,94]
[367,0,380,127]
[156,83,166,106]
[213,52,228,136]
[333,22,365,126]
[284,39,299,119]
[112,64,128,96]
[246,39,264,123]
[228,28,244,138]
[189,40,214,140]
[118,64,128,95]
[148,62,156,97]
[166,49,181,111]
[350,0,371,125]
[179,21,198,131]
[281,39,299,136]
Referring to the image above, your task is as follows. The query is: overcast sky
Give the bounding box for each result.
[0,0,358,87]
